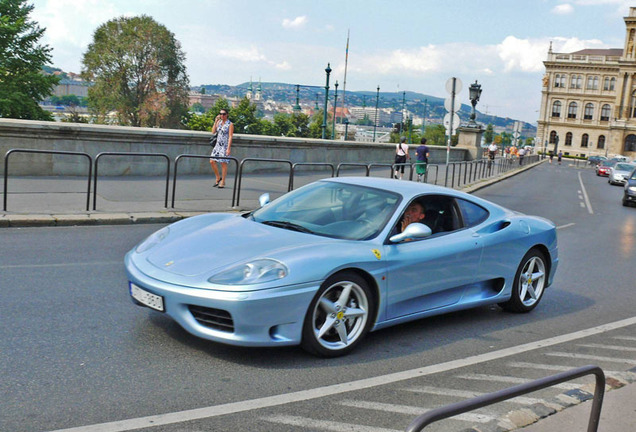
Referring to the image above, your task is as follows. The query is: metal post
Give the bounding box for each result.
[294,84,301,112]
[332,80,339,140]
[344,118,349,141]
[373,85,380,142]
[321,63,332,140]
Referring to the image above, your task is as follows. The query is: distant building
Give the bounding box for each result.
[188,92,221,111]
[53,78,90,98]
[536,7,636,159]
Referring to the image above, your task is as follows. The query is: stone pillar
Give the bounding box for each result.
[457,125,485,160]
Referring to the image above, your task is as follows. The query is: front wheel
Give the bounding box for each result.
[500,249,547,313]
[301,272,374,357]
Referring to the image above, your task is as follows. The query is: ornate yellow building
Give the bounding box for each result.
[537,7,636,160]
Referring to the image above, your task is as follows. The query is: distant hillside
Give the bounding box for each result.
[195,82,536,134]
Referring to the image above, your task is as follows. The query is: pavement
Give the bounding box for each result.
[2,158,635,431]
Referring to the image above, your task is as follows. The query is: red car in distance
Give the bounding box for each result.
[596,160,617,176]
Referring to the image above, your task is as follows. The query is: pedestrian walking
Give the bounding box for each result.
[394,136,410,180]
[415,137,429,182]
[210,110,234,188]
[557,150,563,165]
[549,150,554,164]
[518,147,526,165]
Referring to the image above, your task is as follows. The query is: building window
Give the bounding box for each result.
[551,101,562,117]
[565,132,573,146]
[549,130,558,144]
[604,77,616,91]
[598,135,605,149]
[554,74,567,88]
[626,134,636,152]
[568,102,578,119]
[601,104,611,121]
[610,77,616,91]
[581,134,589,147]
[586,76,599,90]
[570,75,582,89]
[584,103,594,120]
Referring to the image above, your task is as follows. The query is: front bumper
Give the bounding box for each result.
[125,253,320,347]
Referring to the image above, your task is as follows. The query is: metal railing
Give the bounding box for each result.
[235,158,293,207]
[406,365,605,432]
[290,162,335,190]
[3,149,93,211]
[336,162,370,177]
[172,154,240,207]
[93,152,171,210]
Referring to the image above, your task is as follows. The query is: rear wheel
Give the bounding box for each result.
[500,249,547,313]
[301,272,374,357]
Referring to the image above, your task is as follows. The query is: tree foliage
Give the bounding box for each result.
[483,123,494,144]
[0,0,58,120]
[81,15,189,128]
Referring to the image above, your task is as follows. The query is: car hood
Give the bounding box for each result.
[145,215,333,277]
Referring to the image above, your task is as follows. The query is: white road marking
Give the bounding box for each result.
[556,223,575,230]
[578,171,594,214]
[507,361,621,376]
[613,335,636,342]
[404,386,543,405]
[545,352,636,365]
[337,400,495,423]
[46,315,636,432]
[577,343,636,352]
[456,373,580,390]
[262,415,402,432]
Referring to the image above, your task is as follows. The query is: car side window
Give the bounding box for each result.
[456,198,489,228]
[412,194,461,235]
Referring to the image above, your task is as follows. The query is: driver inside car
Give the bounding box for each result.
[400,201,426,233]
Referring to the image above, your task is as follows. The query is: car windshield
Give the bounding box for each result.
[601,161,617,167]
[616,163,635,171]
[251,181,400,240]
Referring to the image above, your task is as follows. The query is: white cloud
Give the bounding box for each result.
[218,46,267,62]
[282,16,307,29]
[552,4,575,14]
[275,61,292,70]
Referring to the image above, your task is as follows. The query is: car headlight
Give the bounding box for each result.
[135,226,170,253]
[628,186,636,192]
[208,259,288,285]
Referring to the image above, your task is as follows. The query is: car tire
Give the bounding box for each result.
[623,198,629,207]
[301,271,374,357]
[500,249,547,313]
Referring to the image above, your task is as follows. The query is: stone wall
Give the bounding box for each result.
[0,119,468,176]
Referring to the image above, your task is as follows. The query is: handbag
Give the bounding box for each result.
[209,133,218,147]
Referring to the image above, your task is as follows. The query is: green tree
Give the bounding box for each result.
[483,123,494,144]
[185,98,230,131]
[0,0,59,120]
[308,109,331,139]
[230,97,259,134]
[81,15,189,128]
[424,124,447,146]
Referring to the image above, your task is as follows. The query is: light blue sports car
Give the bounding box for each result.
[125,177,558,357]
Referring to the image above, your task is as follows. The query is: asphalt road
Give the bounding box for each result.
[1,161,635,432]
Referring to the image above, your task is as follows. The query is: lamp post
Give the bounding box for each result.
[332,80,339,140]
[468,80,482,126]
[544,140,548,159]
[321,63,331,140]
[553,134,560,155]
[373,85,380,142]
[294,84,301,112]
[344,118,349,141]
[401,91,406,135]
[314,93,320,111]
[421,98,427,135]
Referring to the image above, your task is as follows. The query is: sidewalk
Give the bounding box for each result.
[519,379,636,432]
[0,160,544,228]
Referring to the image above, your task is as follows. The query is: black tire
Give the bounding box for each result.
[623,199,629,207]
[301,271,374,357]
[500,249,547,313]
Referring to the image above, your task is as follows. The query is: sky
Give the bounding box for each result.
[30,0,634,124]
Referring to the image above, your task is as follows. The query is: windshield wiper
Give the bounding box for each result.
[261,220,315,234]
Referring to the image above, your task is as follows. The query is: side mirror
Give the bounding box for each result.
[389,222,432,243]
[258,193,270,207]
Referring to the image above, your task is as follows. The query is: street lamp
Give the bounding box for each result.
[332,80,339,140]
[468,80,482,126]
[344,118,349,141]
[321,63,331,140]
[553,134,560,155]
[294,84,301,112]
[373,85,380,142]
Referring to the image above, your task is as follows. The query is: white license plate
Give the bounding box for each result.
[130,283,164,312]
